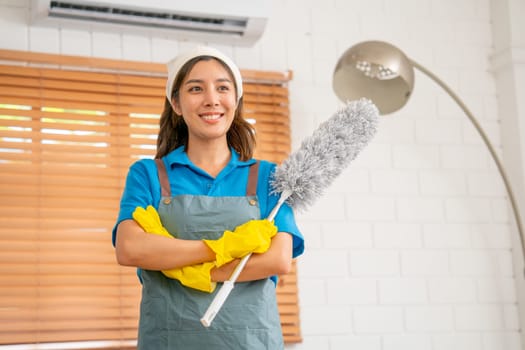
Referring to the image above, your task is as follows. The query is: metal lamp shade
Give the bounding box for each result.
[332,40,415,115]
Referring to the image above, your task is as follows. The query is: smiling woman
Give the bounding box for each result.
[113,46,304,349]
[0,49,301,348]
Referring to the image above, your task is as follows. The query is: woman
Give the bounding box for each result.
[113,46,304,349]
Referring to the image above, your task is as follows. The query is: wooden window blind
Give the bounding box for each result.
[0,49,301,347]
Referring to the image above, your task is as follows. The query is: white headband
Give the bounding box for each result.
[165,46,243,103]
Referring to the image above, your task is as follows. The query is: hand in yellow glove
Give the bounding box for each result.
[163,262,217,293]
[204,219,278,267]
[132,205,172,239]
[132,206,216,293]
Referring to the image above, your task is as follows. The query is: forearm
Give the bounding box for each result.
[115,219,215,270]
[211,232,293,282]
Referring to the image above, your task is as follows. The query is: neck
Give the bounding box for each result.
[186,139,231,178]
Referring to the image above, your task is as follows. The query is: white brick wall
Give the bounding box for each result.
[1,0,522,349]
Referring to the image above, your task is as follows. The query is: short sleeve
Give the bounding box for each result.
[112,159,160,246]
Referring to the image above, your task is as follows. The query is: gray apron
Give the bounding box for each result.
[137,159,284,349]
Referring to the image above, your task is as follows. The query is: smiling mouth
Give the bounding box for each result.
[200,113,223,121]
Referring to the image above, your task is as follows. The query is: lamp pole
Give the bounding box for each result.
[411,59,525,274]
[333,40,525,277]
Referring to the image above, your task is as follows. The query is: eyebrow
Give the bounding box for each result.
[184,78,233,85]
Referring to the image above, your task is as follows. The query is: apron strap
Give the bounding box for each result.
[246,160,260,196]
[155,158,171,197]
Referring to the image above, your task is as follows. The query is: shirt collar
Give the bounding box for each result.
[164,146,255,170]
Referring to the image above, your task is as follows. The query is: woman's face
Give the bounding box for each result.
[172,59,237,144]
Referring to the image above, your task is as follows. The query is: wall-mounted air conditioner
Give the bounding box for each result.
[31,0,271,46]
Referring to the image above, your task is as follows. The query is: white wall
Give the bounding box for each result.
[1,0,523,349]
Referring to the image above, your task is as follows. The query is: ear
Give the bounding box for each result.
[171,98,182,115]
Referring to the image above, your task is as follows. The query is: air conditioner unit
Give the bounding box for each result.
[31,0,271,46]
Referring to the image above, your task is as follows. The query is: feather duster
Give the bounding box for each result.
[201,98,379,327]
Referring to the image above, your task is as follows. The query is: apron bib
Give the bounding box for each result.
[137,160,284,349]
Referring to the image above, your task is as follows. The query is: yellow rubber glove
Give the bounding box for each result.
[163,262,217,293]
[132,206,216,293]
[132,205,172,239]
[203,219,278,267]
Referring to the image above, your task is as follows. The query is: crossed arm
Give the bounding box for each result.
[115,218,293,283]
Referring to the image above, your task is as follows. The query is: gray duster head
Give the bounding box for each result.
[270,98,379,211]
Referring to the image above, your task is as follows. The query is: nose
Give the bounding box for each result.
[203,89,220,106]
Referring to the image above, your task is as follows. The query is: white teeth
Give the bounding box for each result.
[201,114,221,120]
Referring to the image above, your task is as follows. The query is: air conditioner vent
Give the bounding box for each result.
[32,0,270,46]
[48,1,247,35]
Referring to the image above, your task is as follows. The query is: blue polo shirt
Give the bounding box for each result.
[113,146,304,259]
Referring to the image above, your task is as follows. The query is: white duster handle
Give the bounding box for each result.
[200,189,292,327]
[200,281,234,327]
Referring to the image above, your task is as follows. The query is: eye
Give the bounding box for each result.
[188,85,202,92]
[218,85,231,92]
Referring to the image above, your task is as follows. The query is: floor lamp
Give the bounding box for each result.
[332,40,525,274]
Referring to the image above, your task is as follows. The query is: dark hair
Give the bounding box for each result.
[156,56,256,160]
